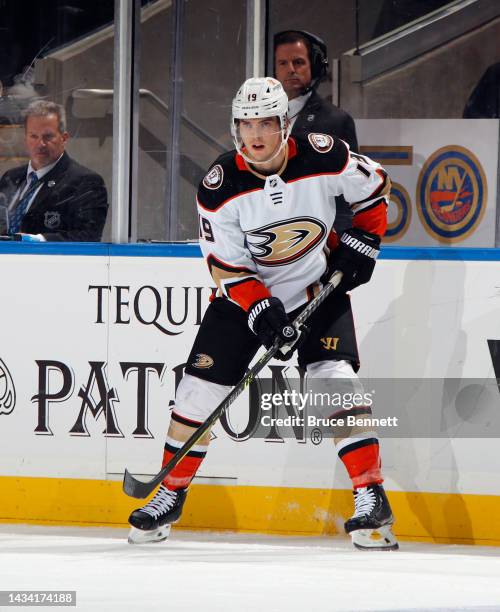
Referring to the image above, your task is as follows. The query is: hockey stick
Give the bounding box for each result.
[123,270,343,498]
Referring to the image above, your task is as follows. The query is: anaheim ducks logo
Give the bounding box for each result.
[246,217,327,266]
[192,353,214,369]
[203,164,224,190]
[308,133,334,153]
[0,358,16,415]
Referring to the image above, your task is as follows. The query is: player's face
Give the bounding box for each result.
[275,41,312,100]
[25,114,69,170]
[238,117,282,163]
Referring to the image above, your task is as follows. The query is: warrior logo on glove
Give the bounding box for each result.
[340,232,380,260]
[328,228,381,292]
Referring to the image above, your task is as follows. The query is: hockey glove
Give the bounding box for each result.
[248,297,301,361]
[328,227,381,291]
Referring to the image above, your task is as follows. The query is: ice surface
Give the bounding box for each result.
[1,524,500,611]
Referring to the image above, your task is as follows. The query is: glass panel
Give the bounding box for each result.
[359,0,455,44]
[136,0,246,241]
[0,0,114,242]
[269,0,500,248]
[136,0,172,241]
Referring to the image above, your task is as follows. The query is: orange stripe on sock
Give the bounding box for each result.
[339,442,383,488]
[162,448,206,490]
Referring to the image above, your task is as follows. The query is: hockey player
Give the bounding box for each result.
[128,77,398,551]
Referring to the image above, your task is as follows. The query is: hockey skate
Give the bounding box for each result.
[128,485,188,544]
[344,484,399,551]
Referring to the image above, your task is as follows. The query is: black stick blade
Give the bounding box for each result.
[122,468,164,499]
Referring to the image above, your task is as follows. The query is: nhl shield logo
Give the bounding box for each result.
[203,164,224,190]
[308,133,334,153]
[44,211,61,230]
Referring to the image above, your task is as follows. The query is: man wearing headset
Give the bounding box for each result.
[275,30,358,234]
[274,30,358,153]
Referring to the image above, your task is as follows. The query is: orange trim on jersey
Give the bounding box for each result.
[354,168,389,205]
[206,253,269,309]
[352,202,387,237]
[206,253,254,275]
[288,137,298,159]
[197,188,263,213]
[199,139,346,212]
[327,230,340,250]
[228,278,272,311]
[286,155,350,184]
[235,151,248,171]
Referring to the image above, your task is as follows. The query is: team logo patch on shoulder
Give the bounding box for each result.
[203,164,224,190]
[245,217,327,266]
[308,133,334,153]
[192,353,214,369]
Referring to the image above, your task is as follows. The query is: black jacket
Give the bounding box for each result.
[291,91,358,233]
[0,152,108,241]
[291,91,358,153]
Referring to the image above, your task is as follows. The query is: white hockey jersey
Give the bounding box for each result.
[197,134,389,313]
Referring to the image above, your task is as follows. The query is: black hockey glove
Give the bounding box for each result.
[328,227,381,291]
[248,297,301,361]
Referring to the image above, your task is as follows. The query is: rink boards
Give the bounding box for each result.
[1,243,500,544]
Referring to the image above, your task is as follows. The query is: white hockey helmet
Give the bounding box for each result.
[231,77,290,164]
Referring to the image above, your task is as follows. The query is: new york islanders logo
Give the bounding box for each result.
[417,146,487,242]
[384,183,411,243]
[246,217,326,266]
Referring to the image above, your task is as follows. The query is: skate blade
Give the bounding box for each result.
[350,525,399,551]
[128,524,172,545]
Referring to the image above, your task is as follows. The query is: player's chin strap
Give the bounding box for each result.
[123,270,343,499]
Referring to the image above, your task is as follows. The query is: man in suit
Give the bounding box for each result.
[274,30,358,233]
[274,30,358,152]
[0,100,108,242]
